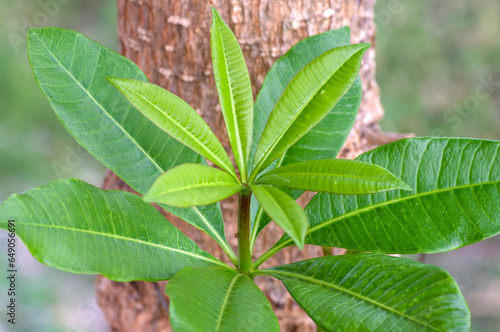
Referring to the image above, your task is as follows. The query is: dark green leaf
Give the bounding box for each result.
[28,27,234,262]
[265,138,500,258]
[259,254,470,332]
[249,27,355,169]
[167,267,279,332]
[256,159,411,194]
[0,179,228,281]
[249,28,361,250]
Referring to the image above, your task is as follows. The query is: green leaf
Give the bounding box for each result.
[266,138,500,257]
[167,267,279,332]
[259,254,470,332]
[28,27,235,263]
[0,179,228,281]
[251,42,370,179]
[250,185,308,249]
[107,78,237,179]
[249,28,361,250]
[144,164,242,207]
[256,159,411,194]
[278,77,361,167]
[249,27,360,169]
[211,8,253,182]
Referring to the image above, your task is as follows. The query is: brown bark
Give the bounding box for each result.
[97,1,385,331]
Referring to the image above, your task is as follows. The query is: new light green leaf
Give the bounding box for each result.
[256,159,411,194]
[28,27,234,263]
[249,28,361,250]
[251,43,370,179]
[250,185,308,249]
[108,78,237,179]
[262,138,500,259]
[249,27,359,169]
[278,76,361,167]
[259,254,470,332]
[211,8,253,182]
[144,164,242,207]
[0,179,228,281]
[167,267,279,332]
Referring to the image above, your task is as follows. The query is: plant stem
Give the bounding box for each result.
[238,189,252,273]
[253,239,290,269]
[321,246,332,256]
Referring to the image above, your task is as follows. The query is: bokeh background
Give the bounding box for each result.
[0,0,499,331]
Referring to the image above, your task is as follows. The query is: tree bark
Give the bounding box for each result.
[97,1,384,331]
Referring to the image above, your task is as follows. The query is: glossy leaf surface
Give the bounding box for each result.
[256,159,411,194]
[167,267,279,332]
[268,138,500,256]
[251,43,370,177]
[108,78,236,179]
[250,185,308,249]
[144,164,242,207]
[211,8,253,181]
[0,179,227,281]
[261,254,470,332]
[28,28,233,261]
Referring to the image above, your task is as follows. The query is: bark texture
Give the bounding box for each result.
[97,1,386,331]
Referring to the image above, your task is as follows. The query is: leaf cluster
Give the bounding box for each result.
[1,8,499,331]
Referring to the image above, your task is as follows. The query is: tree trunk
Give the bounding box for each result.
[97,1,387,331]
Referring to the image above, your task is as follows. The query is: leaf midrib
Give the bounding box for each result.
[278,179,500,249]
[214,273,242,331]
[262,269,440,331]
[31,31,165,176]
[190,206,238,265]
[255,186,298,238]
[258,171,400,185]
[151,180,241,196]
[22,221,227,267]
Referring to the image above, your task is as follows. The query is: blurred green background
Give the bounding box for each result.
[0,0,499,331]
[375,1,500,332]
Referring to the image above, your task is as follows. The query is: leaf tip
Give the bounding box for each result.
[142,193,155,204]
[360,42,372,48]
[211,7,221,22]
[27,26,52,37]
[106,77,135,92]
[398,181,413,192]
[105,77,125,90]
[27,28,37,38]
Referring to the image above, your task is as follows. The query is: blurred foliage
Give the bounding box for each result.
[0,0,499,331]
[0,0,114,201]
[0,1,115,331]
[376,0,500,140]
[376,1,500,331]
